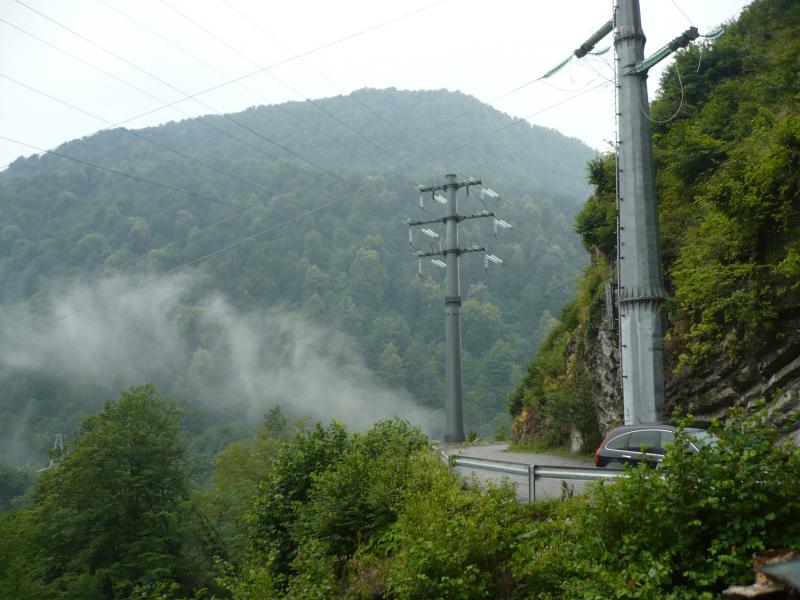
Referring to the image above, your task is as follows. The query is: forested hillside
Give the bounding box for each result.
[0,87,595,466]
[510,0,800,448]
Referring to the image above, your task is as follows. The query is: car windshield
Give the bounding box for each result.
[686,430,716,448]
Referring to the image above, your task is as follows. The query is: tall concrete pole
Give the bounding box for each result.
[408,177,496,443]
[615,0,667,424]
[444,173,465,442]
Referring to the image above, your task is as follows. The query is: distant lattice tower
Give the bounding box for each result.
[48,433,64,469]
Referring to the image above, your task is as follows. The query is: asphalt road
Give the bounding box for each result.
[443,442,595,503]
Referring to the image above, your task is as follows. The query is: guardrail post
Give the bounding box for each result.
[528,464,536,503]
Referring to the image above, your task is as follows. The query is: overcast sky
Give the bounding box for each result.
[1,0,750,169]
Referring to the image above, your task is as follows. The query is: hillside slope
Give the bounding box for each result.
[0,88,596,465]
[510,0,800,449]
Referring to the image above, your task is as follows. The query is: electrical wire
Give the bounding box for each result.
[639,63,685,125]
[0,182,370,344]
[0,135,247,211]
[7,0,450,141]
[0,3,617,341]
[217,0,442,164]
[669,0,693,26]
[439,79,613,159]
[0,17,290,173]
[159,0,397,162]
[0,2,451,323]
[93,0,405,180]
[0,72,288,207]
[12,0,339,180]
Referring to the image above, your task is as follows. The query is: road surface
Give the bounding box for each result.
[443,442,596,502]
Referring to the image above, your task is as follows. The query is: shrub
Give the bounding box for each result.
[513,407,800,598]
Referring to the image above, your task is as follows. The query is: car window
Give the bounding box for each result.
[687,431,715,447]
[660,430,675,449]
[628,430,659,453]
[606,433,630,450]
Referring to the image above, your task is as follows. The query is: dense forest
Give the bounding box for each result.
[510,0,800,449]
[0,88,595,468]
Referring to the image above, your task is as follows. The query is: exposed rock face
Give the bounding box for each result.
[573,310,798,441]
[588,314,622,434]
[512,289,799,446]
[512,406,545,446]
[666,328,800,443]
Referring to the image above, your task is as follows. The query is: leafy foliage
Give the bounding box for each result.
[512,408,800,598]
[1,384,222,599]
[236,419,428,597]
[508,257,609,450]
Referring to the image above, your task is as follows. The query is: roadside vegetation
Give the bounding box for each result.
[2,385,798,599]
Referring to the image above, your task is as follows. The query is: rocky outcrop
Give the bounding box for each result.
[580,307,799,441]
[666,327,800,443]
[587,313,622,434]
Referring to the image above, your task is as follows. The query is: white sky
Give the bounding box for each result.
[0,0,750,168]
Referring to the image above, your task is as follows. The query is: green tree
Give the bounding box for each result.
[30,384,218,599]
[377,341,407,389]
[0,464,33,510]
[348,248,387,309]
[249,421,350,580]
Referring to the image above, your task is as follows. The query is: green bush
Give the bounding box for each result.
[375,452,526,600]
[512,407,800,598]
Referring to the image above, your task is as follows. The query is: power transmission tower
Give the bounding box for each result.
[613,0,697,424]
[407,174,503,442]
[36,433,65,472]
[49,433,64,468]
[571,1,698,424]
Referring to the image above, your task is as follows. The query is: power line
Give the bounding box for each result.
[161,0,397,162]
[0,135,247,211]
[218,0,442,165]
[0,4,615,345]
[669,0,694,26]
[9,0,450,146]
[0,15,321,174]
[440,79,612,158]
[0,72,288,207]
[12,0,340,180]
[0,184,368,345]
[93,0,371,170]
[0,70,603,344]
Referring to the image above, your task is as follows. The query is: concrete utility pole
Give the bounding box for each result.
[408,175,500,442]
[613,0,698,424]
[443,175,465,442]
[615,0,667,424]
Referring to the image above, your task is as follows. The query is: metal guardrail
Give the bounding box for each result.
[440,451,625,502]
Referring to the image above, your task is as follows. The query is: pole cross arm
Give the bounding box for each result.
[460,211,496,221]
[574,20,614,58]
[414,246,485,257]
[406,216,446,227]
[631,26,699,75]
[415,183,445,193]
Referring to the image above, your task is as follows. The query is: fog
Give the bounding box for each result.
[0,273,441,463]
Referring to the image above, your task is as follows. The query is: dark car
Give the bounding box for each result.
[595,424,715,468]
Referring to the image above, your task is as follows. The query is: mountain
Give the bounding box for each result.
[0,87,596,465]
[510,0,800,449]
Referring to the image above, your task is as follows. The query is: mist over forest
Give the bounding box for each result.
[0,88,596,467]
